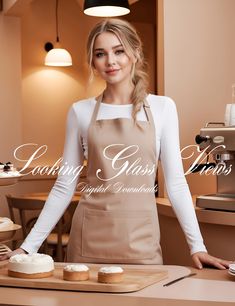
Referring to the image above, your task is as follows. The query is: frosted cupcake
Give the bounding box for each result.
[98,266,124,283]
[63,264,89,281]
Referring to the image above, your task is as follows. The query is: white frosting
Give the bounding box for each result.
[99,266,123,274]
[8,253,54,274]
[229,263,235,272]
[0,217,13,229]
[64,264,89,272]
[0,171,20,178]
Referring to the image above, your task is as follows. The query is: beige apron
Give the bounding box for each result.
[66,97,162,264]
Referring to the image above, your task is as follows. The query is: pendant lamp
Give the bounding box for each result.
[44,0,72,67]
[83,0,130,17]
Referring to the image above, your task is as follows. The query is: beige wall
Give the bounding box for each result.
[162,0,235,195]
[0,13,22,162]
[0,12,22,216]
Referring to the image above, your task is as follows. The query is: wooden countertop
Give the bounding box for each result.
[156,196,235,227]
[22,193,235,227]
[0,262,234,305]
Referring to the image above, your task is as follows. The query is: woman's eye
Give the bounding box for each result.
[95,52,105,58]
[115,49,125,55]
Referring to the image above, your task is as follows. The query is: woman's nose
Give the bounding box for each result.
[106,53,116,66]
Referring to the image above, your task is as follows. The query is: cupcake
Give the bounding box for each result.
[63,264,89,281]
[98,266,124,283]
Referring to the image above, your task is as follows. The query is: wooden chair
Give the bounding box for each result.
[6,194,76,261]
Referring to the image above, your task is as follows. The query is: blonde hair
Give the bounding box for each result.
[87,18,149,120]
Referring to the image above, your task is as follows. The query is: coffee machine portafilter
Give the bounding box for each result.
[194,122,235,211]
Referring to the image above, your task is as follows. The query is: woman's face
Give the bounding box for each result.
[92,32,134,85]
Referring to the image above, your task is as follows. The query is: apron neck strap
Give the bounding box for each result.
[143,97,154,125]
[90,94,103,124]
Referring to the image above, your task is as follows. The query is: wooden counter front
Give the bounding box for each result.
[0,263,234,306]
[156,197,235,266]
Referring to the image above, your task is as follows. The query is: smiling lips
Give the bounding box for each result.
[105,69,120,75]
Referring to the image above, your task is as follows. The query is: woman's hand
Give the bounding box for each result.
[0,248,27,261]
[192,251,233,269]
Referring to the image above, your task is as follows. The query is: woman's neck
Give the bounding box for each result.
[102,82,134,105]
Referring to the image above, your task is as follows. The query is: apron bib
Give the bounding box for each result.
[67,97,162,264]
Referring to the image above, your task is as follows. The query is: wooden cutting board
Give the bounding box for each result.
[0,263,168,293]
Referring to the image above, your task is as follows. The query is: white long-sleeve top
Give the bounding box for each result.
[21,94,207,255]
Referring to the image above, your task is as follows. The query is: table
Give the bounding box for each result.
[21,192,81,203]
[0,263,234,306]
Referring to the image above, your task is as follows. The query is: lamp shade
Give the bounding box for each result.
[84,0,130,17]
[45,48,72,67]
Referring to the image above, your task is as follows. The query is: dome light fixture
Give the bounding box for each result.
[44,0,72,67]
[83,0,130,17]
[45,47,72,67]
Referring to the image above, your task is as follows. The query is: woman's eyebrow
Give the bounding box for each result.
[112,44,123,49]
[94,44,123,52]
[94,48,104,51]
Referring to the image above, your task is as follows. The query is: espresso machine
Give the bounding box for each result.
[194,122,235,211]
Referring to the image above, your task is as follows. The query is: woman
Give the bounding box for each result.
[0,19,231,268]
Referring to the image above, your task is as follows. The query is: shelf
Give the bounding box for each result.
[0,224,21,243]
[0,175,23,187]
